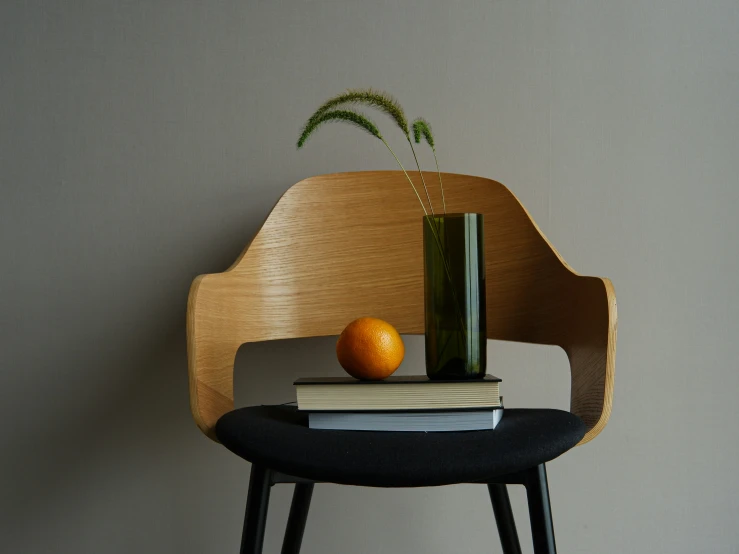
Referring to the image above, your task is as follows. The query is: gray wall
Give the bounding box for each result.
[2,1,738,552]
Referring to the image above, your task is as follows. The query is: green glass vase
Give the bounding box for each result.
[423,213,487,379]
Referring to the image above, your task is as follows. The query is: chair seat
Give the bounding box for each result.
[216,405,585,488]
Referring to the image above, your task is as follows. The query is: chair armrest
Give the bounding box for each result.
[564,276,617,445]
[187,274,239,441]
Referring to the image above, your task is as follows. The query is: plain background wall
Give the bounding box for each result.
[2,0,738,552]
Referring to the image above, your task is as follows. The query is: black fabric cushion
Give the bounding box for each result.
[216,405,585,488]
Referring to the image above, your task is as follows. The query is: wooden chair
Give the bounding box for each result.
[187,171,617,554]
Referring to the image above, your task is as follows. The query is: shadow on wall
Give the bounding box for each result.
[0,206,277,549]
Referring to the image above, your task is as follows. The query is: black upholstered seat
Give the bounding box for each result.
[216,405,585,488]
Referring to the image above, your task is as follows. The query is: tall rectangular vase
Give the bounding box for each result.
[423,213,487,379]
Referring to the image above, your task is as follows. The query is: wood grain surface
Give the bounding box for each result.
[187,171,617,444]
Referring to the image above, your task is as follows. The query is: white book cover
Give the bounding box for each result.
[308,408,503,432]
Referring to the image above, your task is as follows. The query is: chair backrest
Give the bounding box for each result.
[187,171,617,444]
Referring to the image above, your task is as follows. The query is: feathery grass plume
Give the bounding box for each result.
[307,88,409,136]
[297,109,380,148]
[413,118,434,148]
[413,117,446,214]
[296,107,428,214]
[304,88,435,215]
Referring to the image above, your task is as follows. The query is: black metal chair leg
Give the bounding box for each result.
[281,483,314,554]
[240,465,272,554]
[488,484,523,554]
[524,464,557,554]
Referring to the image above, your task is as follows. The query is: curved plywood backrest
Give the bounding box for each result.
[188,171,617,444]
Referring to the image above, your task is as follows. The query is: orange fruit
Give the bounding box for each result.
[336,317,405,380]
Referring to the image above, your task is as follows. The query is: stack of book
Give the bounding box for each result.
[294,375,503,432]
